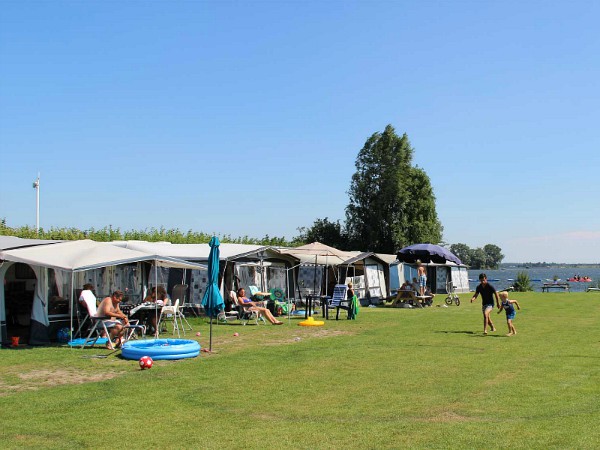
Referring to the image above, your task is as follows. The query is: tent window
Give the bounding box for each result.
[48,269,68,316]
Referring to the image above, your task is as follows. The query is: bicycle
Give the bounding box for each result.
[445,281,460,306]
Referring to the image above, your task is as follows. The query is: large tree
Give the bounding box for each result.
[344,125,443,253]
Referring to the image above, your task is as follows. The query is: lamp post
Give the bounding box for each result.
[33,175,40,232]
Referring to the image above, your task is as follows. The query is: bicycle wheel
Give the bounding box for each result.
[455,297,461,306]
[445,296,453,305]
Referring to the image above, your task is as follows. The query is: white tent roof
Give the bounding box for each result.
[0,239,206,272]
[0,235,62,251]
[111,240,282,261]
[277,242,353,265]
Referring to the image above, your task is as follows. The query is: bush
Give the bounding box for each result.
[513,271,533,292]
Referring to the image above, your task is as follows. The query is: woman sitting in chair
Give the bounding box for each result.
[237,288,283,325]
[144,286,169,335]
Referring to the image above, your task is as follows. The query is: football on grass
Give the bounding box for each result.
[139,356,153,369]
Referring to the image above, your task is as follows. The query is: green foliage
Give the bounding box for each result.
[344,124,442,253]
[450,242,504,269]
[483,244,504,268]
[513,271,534,291]
[449,243,472,266]
[295,217,346,249]
[1,294,599,448]
[0,219,300,247]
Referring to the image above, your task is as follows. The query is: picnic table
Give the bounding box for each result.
[541,283,570,293]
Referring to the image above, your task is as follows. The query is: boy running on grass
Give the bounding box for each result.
[470,273,500,335]
[498,291,521,336]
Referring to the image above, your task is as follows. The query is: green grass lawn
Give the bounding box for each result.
[1,292,599,449]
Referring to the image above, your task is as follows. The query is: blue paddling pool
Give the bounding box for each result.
[121,339,200,360]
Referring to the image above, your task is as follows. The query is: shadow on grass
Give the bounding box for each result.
[435,330,505,338]
[435,330,476,335]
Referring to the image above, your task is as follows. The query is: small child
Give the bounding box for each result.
[497,291,521,336]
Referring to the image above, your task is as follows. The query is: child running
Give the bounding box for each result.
[497,291,521,336]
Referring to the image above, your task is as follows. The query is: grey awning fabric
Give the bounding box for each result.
[0,239,206,272]
[0,235,62,251]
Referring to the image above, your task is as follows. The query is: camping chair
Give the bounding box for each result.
[79,298,145,348]
[248,285,268,306]
[74,299,93,338]
[78,298,116,349]
[233,291,266,326]
[325,284,352,320]
[157,299,184,337]
[270,288,292,315]
[216,291,240,324]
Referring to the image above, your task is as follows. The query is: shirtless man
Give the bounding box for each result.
[97,290,129,347]
[417,260,427,297]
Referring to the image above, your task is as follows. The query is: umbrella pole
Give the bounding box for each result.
[209,316,213,352]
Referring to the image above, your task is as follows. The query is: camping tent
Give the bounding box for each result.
[0,239,205,345]
[110,241,300,308]
[277,243,394,303]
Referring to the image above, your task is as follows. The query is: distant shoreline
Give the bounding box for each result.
[501,263,600,268]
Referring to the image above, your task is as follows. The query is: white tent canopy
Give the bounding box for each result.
[277,242,352,265]
[111,240,273,261]
[0,239,205,272]
[0,239,205,346]
[0,235,62,251]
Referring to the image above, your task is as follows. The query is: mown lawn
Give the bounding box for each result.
[1,291,599,449]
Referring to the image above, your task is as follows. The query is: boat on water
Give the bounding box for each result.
[568,277,592,282]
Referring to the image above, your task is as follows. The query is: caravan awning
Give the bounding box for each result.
[111,241,300,266]
[0,235,62,251]
[0,239,206,272]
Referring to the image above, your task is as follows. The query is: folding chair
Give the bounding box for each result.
[122,319,146,342]
[325,284,351,320]
[270,288,292,316]
[216,291,240,324]
[233,291,265,325]
[80,314,113,349]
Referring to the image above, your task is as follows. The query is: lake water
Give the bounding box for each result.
[467,267,600,292]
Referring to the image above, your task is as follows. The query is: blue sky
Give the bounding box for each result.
[1,1,599,263]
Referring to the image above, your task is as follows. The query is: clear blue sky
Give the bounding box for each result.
[1,1,599,263]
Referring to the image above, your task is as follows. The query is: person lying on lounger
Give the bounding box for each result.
[236,288,283,325]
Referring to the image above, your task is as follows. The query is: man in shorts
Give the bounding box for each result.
[417,260,427,297]
[97,290,129,347]
[470,273,500,335]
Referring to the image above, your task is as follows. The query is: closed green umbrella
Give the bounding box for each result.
[201,236,224,351]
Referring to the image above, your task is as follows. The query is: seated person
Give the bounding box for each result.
[79,283,97,314]
[411,277,420,293]
[237,288,283,325]
[96,290,129,348]
[423,286,435,306]
[399,281,414,297]
[144,286,169,305]
[143,286,170,336]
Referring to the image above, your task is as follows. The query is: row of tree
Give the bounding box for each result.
[449,243,504,269]
[2,125,502,264]
[0,219,299,247]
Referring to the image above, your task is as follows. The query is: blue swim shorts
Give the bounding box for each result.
[506,312,516,320]
[419,275,427,288]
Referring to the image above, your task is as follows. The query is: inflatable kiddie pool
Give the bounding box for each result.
[298,317,324,327]
[121,339,200,360]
